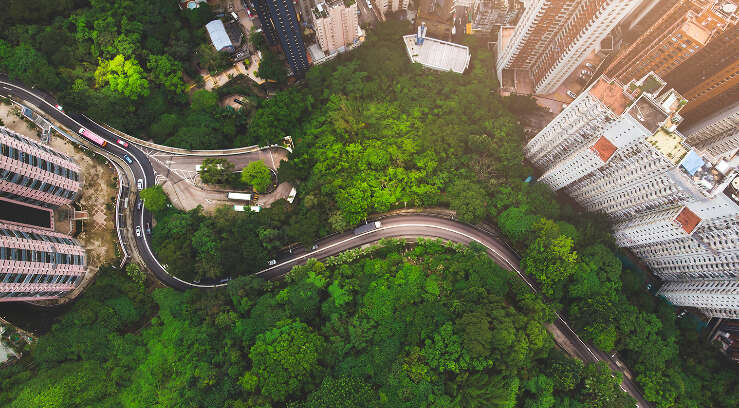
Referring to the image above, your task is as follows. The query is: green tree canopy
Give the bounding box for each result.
[241,160,272,193]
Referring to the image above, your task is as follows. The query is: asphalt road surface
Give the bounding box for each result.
[0,78,650,407]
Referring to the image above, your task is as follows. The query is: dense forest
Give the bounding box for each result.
[1,2,738,407]
[0,240,638,407]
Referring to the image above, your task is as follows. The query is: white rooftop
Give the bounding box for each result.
[403,34,470,74]
[206,20,233,52]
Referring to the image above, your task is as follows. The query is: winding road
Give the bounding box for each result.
[0,77,650,407]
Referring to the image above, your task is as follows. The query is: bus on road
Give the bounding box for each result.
[227,192,252,201]
[78,127,107,147]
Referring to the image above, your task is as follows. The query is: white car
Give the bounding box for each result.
[54,104,63,111]
[137,179,143,190]
[135,226,141,237]
[566,90,577,99]
[268,259,277,266]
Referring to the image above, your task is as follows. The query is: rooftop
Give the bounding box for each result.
[680,19,712,45]
[588,77,633,116]
[647,128,689,164]
[591,136,618,162]
[674,206,701,234]
[205,20,233,52]
[403,34,470,74]
[628,96,669,133]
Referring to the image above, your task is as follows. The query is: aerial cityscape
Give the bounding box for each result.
[0,0,737,406]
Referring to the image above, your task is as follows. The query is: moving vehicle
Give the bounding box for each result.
[145,222,151,235]
[116,139,129,147]
[78,127,107,147]
[353,221,382,235]
[366,0,372,9]
[566,90,577,99]
[267,259,277,266]
[135,226,141,237]
[311,244,319,250]
[136,199,142,210]
[137,179,143,190]
[123,155,133,164]
[54,104,63,111]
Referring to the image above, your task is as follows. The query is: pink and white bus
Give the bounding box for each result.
[78,127,107,147]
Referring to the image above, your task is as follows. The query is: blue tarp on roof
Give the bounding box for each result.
[680,149,704,175]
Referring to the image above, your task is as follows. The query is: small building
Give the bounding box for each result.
[206,20,235,52]
[402,23,470,74]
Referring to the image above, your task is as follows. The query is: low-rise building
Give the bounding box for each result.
[403,24,470,74]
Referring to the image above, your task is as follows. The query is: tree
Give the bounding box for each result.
[147,54,186,94]
[139,185,168,213]
[198,158,236,185]
[303,376,376,408]
[125,263,146,286]
[190,89,219,113]
[522,219,578,298]
[94,54,150,100]
[241,160,272,193]
[447,179,488,224]
[256,50,287,83]
[247,319,325,401]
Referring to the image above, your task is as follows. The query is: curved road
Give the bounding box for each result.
[0,79,650,408]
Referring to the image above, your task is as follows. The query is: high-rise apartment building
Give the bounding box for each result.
[496,0,642,94]
[605,1,737,99]
[313,0,359,54]
[664,14,739,125]
[604,0,712,83]
[681,101,739,159]
[525,73,739,319]
[253,0,310,75]
[1,127,80,209]
[0,222,87,302]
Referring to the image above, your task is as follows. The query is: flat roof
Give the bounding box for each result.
[647,128,688,164]
[675,206,701,234]
[591,136,618,162]
[206,20,233,51]
[403,34,470,74]
[680,20,711,45]
[588,77,633,116]
[628,96,669,133]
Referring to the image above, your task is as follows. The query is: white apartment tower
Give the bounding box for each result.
[313,0,359,54]
[496,0,643,94]
[681,101,739,160]
[525,72,739,319]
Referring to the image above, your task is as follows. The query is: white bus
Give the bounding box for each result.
[228,192,252,201]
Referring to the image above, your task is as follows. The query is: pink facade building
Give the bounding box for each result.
[1,127,81,209]
[0,127,87,302]
[0,222,86,302]
[313,0,359,54]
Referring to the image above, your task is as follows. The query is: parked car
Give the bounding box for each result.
[136,199,142,210]
[233,98,244,105]
[54,104,63,111]
[566,90,578,99]
[580,69,592,77]
[135,226,141,237]
[137,179,143,190]
[116,139,129,147]
[268,259,277,266]
[584,62,595,70]
[123,154,133,164]
[311,244,319,250]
